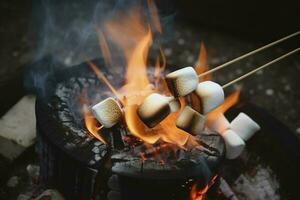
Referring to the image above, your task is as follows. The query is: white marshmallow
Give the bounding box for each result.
[92,97,123,128]
[222,129,245,159]
[230,112,260,141]
[207,114,230,134]
[194,81,224,114]
[165,96,181,112]
[137,93,171,128]
[165,67,198,97]
[176,106,206,135]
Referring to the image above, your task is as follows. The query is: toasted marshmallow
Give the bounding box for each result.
[176,106,206,135]
[92,97,123,128]
[137,93,171,128]
[165,67,198,97]
[194,81,224,114]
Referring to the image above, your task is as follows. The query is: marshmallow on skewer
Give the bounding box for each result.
[176,106,206,135]
[165,96,181,112]
[137,93,180,128]
[222,129,245,159]
[194,81,224,114]
[92,97,123,128]
[230,112,261,141]
[165,67,198,97]
[207,114,230,134]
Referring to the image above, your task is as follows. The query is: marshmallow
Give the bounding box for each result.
[165,67,198,97]
[92,97,123,128]
[207,114,230,134]
[165,96,181,112]
[230,112,260,141]
[176,106,206,135]
[222,129,245,159]
[137,93,173,128]
[194,81,224,114]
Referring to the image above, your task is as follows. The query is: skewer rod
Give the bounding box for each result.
[222,47,300,89]
[199,31,300,77]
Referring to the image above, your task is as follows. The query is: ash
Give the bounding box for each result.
[233,165,280,200]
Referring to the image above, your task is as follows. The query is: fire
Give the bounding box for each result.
[93,2,195,147]
[88,61,122,103]
[80,90,107,144]
[189,175,218,200]
[83,1,240,149]
[194,42,211,81]
[192,43,210,111]
[82,104,107,144]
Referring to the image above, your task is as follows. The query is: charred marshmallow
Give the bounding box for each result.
[92,97,123,128]
[230,112,260,141]
[194,81,224,114]
[176,106,205,136]
[137,93,180,128]
[165,67,198,97]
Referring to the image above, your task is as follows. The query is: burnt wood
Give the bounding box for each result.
[34,57,225,200]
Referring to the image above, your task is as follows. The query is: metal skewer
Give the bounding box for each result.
[198,31,300,78]
[222,47,300,88]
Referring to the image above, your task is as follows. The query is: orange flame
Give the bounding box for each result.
[147,0,162,33]
[189,175,218,200]
[88,61,122,102]
[97,31,112,67]
[85,2,240,150]
[80,90,107,144]
[194,42,211,81]
[192,43,211,112]
[94,3,197,148]
[82,104,107,144]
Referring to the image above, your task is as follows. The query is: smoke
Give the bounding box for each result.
[31,0,101,66]
[30,0,174,66]
[25,0,175,97]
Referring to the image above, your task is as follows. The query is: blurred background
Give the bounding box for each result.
[0,0,299,199]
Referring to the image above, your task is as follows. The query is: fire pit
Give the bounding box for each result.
[35,56,227,200]
[23,1,299,200]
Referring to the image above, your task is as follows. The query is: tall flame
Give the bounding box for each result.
[84,2,240,149]
[194,42,211,81]
[93,3,195,147]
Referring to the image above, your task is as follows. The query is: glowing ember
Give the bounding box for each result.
[189,175,218,200]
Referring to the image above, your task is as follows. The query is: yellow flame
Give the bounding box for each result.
[82,104,107,144]
[87,2,240,149]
